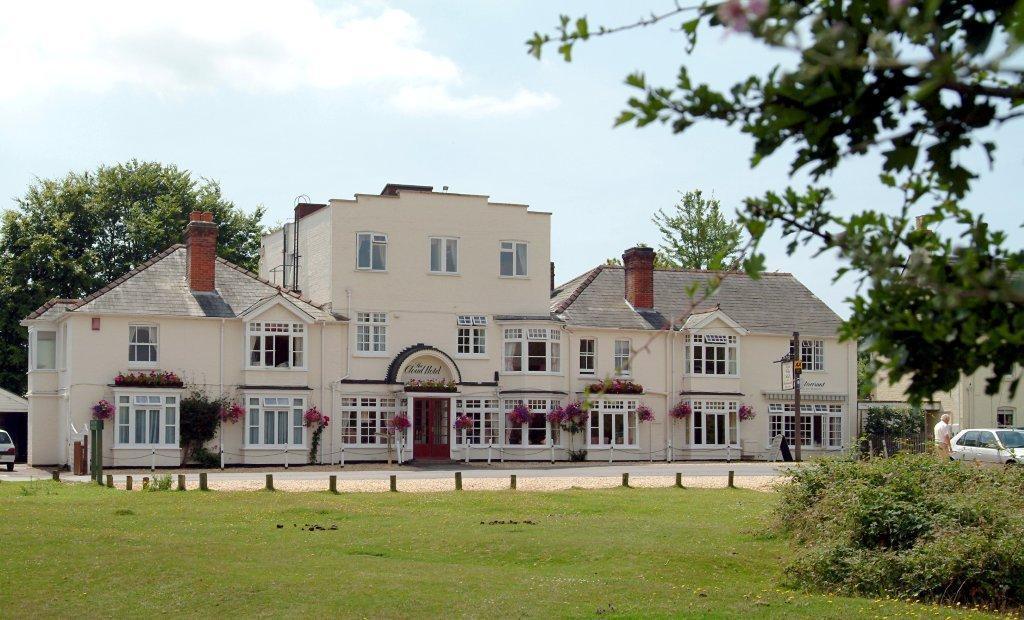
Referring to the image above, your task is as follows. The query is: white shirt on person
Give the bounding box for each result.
[934,420,952,444]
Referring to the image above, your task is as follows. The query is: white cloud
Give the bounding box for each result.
[0,0,556,116]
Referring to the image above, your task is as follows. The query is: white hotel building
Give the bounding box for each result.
[22,184,856,467]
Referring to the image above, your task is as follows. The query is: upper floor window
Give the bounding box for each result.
[503,327,560,373]
[32,330,56,370]
[248,322,305,369]
[430,237,459,274]
[246,396,305,447]
[686,333,738,376]
[356,312,388,353]
[115,393,178,448]
[457,315,487,355]
[578,338,596,375]
[997,407,1015,428]
[357,232,387,271]
[791,339,825,371]
[614,339,631,376]
[128,325,158,365]
[500,241,528,277]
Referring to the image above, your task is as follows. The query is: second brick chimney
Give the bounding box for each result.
[623,246,655,309]
[185,211,218,292]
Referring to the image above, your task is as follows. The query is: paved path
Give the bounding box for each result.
[1,461,797,484]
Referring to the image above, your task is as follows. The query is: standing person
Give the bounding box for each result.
[933,413,953,458]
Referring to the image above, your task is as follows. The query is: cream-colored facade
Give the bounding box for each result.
[23,185,857,467]
[871,367,1023,430]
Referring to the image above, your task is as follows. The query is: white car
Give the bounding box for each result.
[0,429,14,471]
[950,428,1024,465]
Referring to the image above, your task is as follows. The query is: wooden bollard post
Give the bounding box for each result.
[622,472,629,487]
[727,470,735,489]
[329,475,337,494]
[105,474,113,488]
[51,470,60,482]
[265,474,274,491]
[199,472,208,491]
[455,471,462,491]
[675,472,684,489]
[510,474,517,490]
[125,475,133,491]
[177,474,186,491]
[389,474,397,492]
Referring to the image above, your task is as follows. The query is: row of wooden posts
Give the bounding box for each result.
[52,469,740,491]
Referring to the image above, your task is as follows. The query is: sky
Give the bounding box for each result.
[1,0,1021,318]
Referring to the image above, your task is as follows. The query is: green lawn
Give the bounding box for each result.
[0,482,996,619]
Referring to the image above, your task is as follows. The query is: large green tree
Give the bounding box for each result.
[0,160,264,394]
[654,190,743,269]
[529,1,1024,403]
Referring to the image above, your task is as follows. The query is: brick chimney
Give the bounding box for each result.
[623,246,655,309]
[185,211,218,292]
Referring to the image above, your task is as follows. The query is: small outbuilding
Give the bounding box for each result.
[0,387,28,463]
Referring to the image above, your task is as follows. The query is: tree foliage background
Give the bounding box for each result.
[530,0,1024,403]
[653,189,743,269]
[0,160,264,394]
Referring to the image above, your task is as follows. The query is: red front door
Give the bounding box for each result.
[413,398,450,459]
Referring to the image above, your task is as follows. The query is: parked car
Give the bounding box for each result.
[0,429,14,471]
[950,428,1024,465]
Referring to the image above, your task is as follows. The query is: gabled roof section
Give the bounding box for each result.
[24,298,81,321]
[551,266,843,336]
[682,308,749,335]
[43,246,342,322]
[237,293,319,323]
[0,387,28,411]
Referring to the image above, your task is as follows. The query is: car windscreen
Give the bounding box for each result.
[996,430,1024,449]
[0,432,10,445]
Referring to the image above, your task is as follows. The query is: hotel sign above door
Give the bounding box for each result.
[400,355,455,383]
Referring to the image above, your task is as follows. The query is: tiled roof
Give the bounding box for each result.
[25,298,81,321]
[551,266,844,336]
[30,246,341,322]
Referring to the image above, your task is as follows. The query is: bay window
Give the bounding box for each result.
[456,315,487,355]
[691,400,739,446]
[685,333,738,376]
[247,322,305,369]
[768,402,843,448]
[115,393,179,448]
[246,396,305,448]
[588,399,638,447]
[357,232,387,271]
[503,399,560,446]
[454,399,500,445]
[339,397,401,445]
[503,327,561,373]
[356,312,388,354]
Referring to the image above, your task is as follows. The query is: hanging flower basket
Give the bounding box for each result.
[388,413,411,431]
[454,414,474,431]
[546,406,566,426]
[404,379,457,393]
[92,399,114,420]
[738,404,756,421]
[670,402,692,419]
[113,370,183,388]
[588,379,643,395]
[558,401,588,434]
[219,402,245,424]
[303,406,328,428]
[508,403,531,426]
[636,403,655,423]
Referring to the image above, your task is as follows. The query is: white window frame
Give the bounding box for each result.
[355,312,388,356]
[613,339,632,377]
[113,390,180,449]
[30,328,57,371]
[456,315,487,357]
[128,324,159,367]
[578,338,596,376]
[502,327,561,374]
[501,399,562,447]
[689,400,740,448]
[339,396,401,446]
[685,333,739,376]
[429,236,459,275]
[356,232,387,271]
[499,240,528,278]
[246,322,306,369]
[768,402,843,449]
[454,399,500,445]
[587,398,639,448]
[244,395,306,449]
[790,339,825,372]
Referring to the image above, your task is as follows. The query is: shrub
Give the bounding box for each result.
[179,390,226,465]
[146,475,173,492]
[776,454,1024,608]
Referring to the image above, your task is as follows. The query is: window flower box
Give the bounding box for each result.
[404,379,458,393]
[113,370,183,388]
[587,379,644,395]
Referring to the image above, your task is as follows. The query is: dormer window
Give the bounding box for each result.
[247,322,305,369]
[685,333,738,376]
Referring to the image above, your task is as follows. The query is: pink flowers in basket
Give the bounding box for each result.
[508,403,531,426]
[454,414,474,431]
[91,400,114,420]
[219,402,245,424]
[113,370,183,387]
[636,403,655,423]
[303,406,329,428]
[670,402,692,420]
[738,404,756,421]
[588,379,644,394]
[388,413,411,431]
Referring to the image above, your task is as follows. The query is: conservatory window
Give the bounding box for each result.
[454,399,500,445]
[587,399,638,447]
[768,403,843,448]
[503,399,560,446]
[339,397,400,445]
[691,400,738,446]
